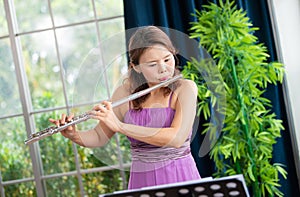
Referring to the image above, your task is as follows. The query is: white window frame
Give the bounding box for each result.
[1,0,128,196]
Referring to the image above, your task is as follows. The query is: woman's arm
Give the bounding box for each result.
[51,85,130,148]
[78,84,130,147]
[121,79,197,148]
[77,121,115,148]
[50,113,115,148]
[91,79,198,148]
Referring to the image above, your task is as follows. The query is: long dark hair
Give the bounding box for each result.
[127,26,181,110]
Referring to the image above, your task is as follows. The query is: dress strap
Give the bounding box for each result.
[128,101,132,109]
[168,92,174,108]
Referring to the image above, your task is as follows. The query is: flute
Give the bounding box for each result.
[24,74,182,145]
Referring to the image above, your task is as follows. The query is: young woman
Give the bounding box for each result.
[50,26,201,189]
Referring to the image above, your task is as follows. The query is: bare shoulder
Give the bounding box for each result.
[111,81,131,102]
[171,78,198,109]
[111,81,131,118]
[176,78,198,94]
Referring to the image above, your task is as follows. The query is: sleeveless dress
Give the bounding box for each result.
[124,93,201,189]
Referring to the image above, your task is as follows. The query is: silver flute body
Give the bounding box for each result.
[24,74,182,145]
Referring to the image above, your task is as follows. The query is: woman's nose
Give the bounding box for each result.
[158,63,167,73]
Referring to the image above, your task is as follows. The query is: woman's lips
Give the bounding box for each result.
[159,76,169,81]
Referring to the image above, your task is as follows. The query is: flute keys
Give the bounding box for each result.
[29,126,54,138]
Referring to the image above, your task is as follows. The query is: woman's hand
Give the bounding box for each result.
[49,113,77,140]
[88,101,123,133]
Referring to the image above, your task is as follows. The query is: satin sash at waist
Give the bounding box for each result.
[130,140,191,163]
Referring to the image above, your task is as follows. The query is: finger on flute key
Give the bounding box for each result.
[60,114,67,125]
[67,113,74,122]
[49,118,60,126]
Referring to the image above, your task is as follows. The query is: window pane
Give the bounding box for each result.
[14,0,52,33]
[70,105,98,131]
[45,176,79,196]
[33,110,77,174]
[3,0,126,195]
[0,117,33,181]
[95,0,124,19]
[4,181,36,197]
[0,38,22,116]
[20,31,65,110]
[97,18,127,95]
[81,135,131,169]
[56,24,110,106]
[70,105,131,168]
[51,0,93,26]
[70,105,100,170]
[82,171,128,195]
[0,1,8,37]
[98,18,125,41]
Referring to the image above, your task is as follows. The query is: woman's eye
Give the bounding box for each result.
[165,58,170,62]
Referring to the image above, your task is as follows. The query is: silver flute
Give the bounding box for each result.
[24,74,182,145]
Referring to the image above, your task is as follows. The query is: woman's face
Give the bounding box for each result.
[135,44,175,85]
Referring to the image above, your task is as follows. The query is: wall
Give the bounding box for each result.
[268,0,300,179]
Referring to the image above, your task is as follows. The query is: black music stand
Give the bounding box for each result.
[99,174,250,197]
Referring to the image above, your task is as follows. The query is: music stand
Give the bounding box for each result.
[100,174,250,197]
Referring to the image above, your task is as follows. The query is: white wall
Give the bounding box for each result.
[268,0,300,179]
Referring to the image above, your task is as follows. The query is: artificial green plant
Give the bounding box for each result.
[182,0,287,196]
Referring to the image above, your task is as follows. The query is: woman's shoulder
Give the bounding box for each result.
[111,81,131,118]
[111,81,131,102]
[176,78,197,94]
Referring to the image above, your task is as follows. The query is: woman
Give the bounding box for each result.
[51,26,201,189]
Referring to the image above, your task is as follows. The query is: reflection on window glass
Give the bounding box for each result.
[84,134,131,169]
[0,39,22,117]
[14,0,52,33]
[56,24,111,106]
[0,118,33,181]
[97,18,127,96]
[51,0,93,26]
[98,18,125,41]
[66,105,129,177]
[0,1,8,36]
[95,0,124,19]
[20,31,65,110]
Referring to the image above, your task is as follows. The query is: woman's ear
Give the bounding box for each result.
[131,62,141,73]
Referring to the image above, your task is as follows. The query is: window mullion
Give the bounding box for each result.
[0,170,5,197]
[3,0,46,196]
[46,0,86,196]
[91,0,128,190]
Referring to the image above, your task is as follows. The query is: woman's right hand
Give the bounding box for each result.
[49,113,77,140]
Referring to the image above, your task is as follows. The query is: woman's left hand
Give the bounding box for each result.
[88,101,123,133]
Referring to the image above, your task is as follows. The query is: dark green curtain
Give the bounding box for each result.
[123,0,299,196]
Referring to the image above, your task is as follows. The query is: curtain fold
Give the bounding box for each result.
[123,0,299,196]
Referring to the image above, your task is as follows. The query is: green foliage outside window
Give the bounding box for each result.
[1,92,129,196]
[36,93,130,196]
[0,118,35,196]
[0,0,128,196]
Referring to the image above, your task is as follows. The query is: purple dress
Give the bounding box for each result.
[124,93,201,189]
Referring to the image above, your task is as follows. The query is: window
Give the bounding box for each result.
[0,0,129,196]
